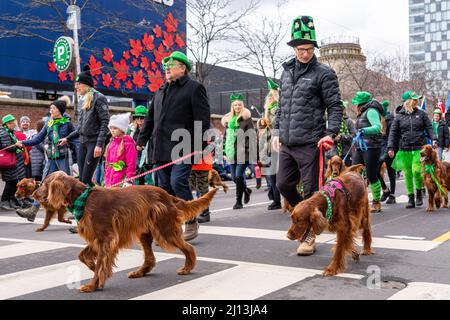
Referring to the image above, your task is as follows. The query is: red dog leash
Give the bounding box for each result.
[318,140,334,188]
[111,151,200,187]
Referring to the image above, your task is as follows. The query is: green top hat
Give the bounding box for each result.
[2,114,15,126]
[352,91,372,106]
[267,78,279,91]
[402,91,422,102]
[133,105,148,118]
[162,51,191,72]
[287,16,319,48]
[230,93,244,102]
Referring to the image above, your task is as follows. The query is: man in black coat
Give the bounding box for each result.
[272,16,342,256]
[137,51,211,241]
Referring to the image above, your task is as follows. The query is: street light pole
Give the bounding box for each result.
[67,3,81,121]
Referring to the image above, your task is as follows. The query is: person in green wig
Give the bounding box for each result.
[272,15,342,256]
[351,91,384,213]
[0,114,26,211]
[432,108,449,161]
[387,91,437,208]
[221,93,255,209]
[257,79,282,210]
[377,100,397,204]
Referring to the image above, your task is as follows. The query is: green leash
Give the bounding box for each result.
[67,185,93,221]
[320,191,333,222]
[424,164,447,196]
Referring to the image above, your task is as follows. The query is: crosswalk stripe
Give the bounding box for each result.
[199,226,440,252]
[0,215,74,227]
[0,249,172,300]
[210,202,272,213]
[388,282,450,300]
[0,242,69,260]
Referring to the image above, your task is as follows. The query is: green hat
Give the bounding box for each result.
[434,109,442,115]
[2,114,15,126]
[352,91,372,106]
[133,105,148,118]
[230,93,244,102]
[162,51,191,72]
[267,78,279,90]
[381,100,390,116]
[402,91,422,102]
[287,16,319,48]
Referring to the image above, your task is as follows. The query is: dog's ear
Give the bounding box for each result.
[324,160,332,179]
[47,178,69,208]
[431,148,438,164]
[340,159,345,173]
[310,208,327,235]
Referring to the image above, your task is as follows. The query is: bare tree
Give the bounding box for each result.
[233,1,290,80]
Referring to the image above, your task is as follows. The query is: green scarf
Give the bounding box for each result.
[67,184,93,222]
[424,164,446,196]
[267,102,278,112]
[337,118,350,157]
[2,126,21,154]
[432,121,439,140]
[47,117,70,159]
[225,115,239,160]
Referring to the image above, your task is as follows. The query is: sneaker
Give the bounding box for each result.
[69,227,78,234]
[267,202,282,210]
[16,205,39,222]
[296,229,316,256]
[0,200,14,211]
[9,200,20,210]
[183,222,199,241]
[386,195,396,204]
[380,190,391,202]
[197,210,210,223]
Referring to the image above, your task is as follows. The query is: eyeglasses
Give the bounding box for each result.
[294,47,315,54]
[162,60,182,71]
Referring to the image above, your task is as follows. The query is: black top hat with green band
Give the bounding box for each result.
[288,16,319,48]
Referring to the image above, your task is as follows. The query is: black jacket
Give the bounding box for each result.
[387,106,436,152]
[435,121,450,148]
[355,100,384,149]
[137,75,211,163]
[273,55,342,146]
[67,91,110,147]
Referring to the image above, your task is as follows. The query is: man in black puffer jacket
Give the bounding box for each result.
[272,16,342,256]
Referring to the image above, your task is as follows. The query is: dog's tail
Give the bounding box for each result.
[175,188,218,222]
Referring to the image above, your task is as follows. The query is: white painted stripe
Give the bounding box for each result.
[0,242,69,260]
[0,237,85,248]
[384,235,426,240]
[0,249,171,300]
[210,201,272,213]
[0,215,74,227]
[199,226,440,252]
[388,282,450,300]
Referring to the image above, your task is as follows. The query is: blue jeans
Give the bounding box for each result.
[32,158,71,207]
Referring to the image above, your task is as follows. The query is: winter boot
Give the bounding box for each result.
[233,177,245,209]
[406,194,415,209]
[183,221,199,241]
[16,205,39,222]
[244,187,252,204]
[416,189,423,206]
[380,189,391,202]
[197,209,211,223]
[267,201,282,210]
[297,228,316,256]
[386,195,396,204]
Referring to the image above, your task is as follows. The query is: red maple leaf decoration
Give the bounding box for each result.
[142,33,155,52]
[113,80,121,89]
[48,62,56,73]
[113,59,129,82]
[130,39,143,58]
[163,32,174,49]
[103,48,114,63]
[140,56,150,70]
[125,80,133,90]
[93,79,98,88]
[153,44,166,63]
[102,73,113,88]
[89,55,102,77]
[153,25,162,38]
[164,12,178,33]
[175,34,186,48]
[123,50,131,60]
[151,61,157,71]
[147,77,164,92]
[58,72,67,82]
[132,70,146,89]
[131,58,138,67]
[155,69,162,78]
[69,72,74,81]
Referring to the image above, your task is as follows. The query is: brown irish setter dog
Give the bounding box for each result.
[16,178,71,232]
[33,171,217,293]
[325,156,346,182]
[420,145,450,212]
[208,169,229,193]
[287,170,373,276]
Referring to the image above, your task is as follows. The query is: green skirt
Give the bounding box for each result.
[392,150,422,172]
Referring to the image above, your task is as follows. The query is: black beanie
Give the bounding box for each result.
[52,100,67,115]
[75,65,94,87]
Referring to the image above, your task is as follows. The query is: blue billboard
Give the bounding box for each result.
[0,0,186,98]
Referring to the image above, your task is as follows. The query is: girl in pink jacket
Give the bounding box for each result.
[104,113,137,188]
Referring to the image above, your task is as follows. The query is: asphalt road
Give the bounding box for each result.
[0,177,450,302]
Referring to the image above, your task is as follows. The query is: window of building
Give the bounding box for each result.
[425,52,431,61]
[437,51,442,61]
[441,60,447,70]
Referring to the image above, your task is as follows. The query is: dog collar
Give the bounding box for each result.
[67,184,93,222]
[424,164,446,196]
